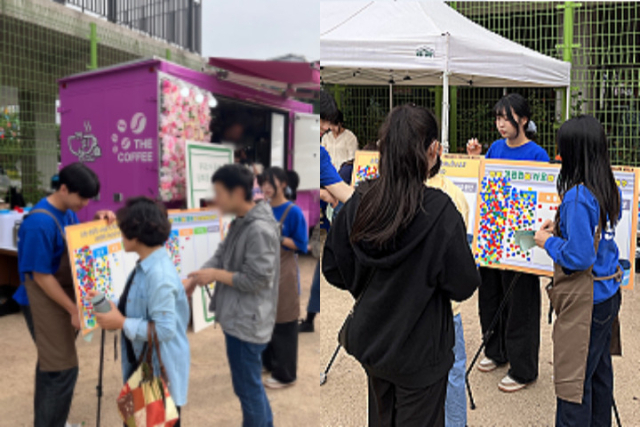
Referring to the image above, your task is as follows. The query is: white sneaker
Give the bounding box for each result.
[498,375,529,393]
[477,357,499,372]
[65,423,83,427]
[263,375,295,389]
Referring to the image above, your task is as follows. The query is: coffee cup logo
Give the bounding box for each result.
[68,121,101,163]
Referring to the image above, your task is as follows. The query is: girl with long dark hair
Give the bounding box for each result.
[467,93,550,393]
[535,115,622,426]
[260,167,308,388]
[323,104,480,425]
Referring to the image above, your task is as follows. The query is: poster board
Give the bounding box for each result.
[350,152,478,235]
[185,141,233,209]
[440,154,482,237]
[67,209,224,335]
[167,209,223,332]
[66,221,139,335]
[351,150,380,186]
[472,159,638,289]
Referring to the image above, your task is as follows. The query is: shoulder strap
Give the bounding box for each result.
[27,209,66,241]
[142,322,170,384]
[279,203,294,226]
[593,225,602,254]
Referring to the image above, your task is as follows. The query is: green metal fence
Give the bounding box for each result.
[0,0,204,203]
[325,1,640,166]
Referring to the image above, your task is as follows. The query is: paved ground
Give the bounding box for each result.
[0,255,319,427]
[321,273,640,427]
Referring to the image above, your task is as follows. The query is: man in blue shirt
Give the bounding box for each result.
[300,92,355,334]
[17,162,114,427]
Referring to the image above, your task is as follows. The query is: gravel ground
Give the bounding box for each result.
[0,255,319,427]
[320,272,640,427]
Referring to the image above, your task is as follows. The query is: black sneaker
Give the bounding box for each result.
[298,320,314,333]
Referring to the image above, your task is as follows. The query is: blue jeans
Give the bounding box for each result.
[307,261,320,314]
[225,333,273,427]
[556,291,621,427]
[445,313,467,427]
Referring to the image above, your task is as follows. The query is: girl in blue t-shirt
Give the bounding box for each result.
[466,93,549,393]
[534,115,621,426]
[260,167,308,388]
[467,93,549,162]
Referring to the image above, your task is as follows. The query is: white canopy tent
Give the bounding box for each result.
[321,1,572,149]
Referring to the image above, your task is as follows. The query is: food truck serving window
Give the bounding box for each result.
[209,98,288,169]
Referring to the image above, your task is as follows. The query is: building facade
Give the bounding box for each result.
[0,0,204,202]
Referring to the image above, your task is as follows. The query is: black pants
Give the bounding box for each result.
[262,320,298,383]
[368,376,383,427]
[556,291,621,427]
[24,306,79,427]
[34,364,78,427]
[478,268,540,384]
[369,374,448,427]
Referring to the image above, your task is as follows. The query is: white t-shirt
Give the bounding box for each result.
[321,128,358,170]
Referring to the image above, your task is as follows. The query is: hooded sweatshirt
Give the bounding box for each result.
[323,184,480,388]
[203,201,280,344]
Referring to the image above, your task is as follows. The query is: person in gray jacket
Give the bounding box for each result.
[186,164,279,427]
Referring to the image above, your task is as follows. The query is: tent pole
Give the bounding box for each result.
[389,84,393,112]
[565,84,571,119]
[441,33,450,153]
[442,72,449,153]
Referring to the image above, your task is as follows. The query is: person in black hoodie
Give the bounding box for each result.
[323,104,480,427]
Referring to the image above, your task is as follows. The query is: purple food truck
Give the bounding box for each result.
[59,57,320,227]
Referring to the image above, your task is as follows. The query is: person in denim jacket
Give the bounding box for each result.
[92,197,190,425]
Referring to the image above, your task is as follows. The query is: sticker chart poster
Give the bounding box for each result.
[167,209,223,332]
[440,154,482,237]
[66,221,139,335]
[610,166,639,289]
[185,141,233,209]
[472,160,638,288]
[352,150,380,186]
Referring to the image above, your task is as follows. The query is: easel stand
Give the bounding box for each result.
[320,344,342,386]
[96,329,105,427]
[613,398,622,427]
[465,272,521,410]
[465,272,622,427]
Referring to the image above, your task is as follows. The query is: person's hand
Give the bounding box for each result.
[94,210,116,225]
[535,219,554,249]
[70,309,81,330]
[320,188,339,207]
[95,301,125,330]
[188,268,218,286]
[466,138,482,156]
[183,277,198,297]
[85,289,99,300]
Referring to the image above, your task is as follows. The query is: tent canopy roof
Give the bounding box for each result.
[321,1,571,87]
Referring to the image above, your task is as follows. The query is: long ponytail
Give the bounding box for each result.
[350,104,439,248]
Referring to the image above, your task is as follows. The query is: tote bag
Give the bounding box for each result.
[117,322,179,427]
